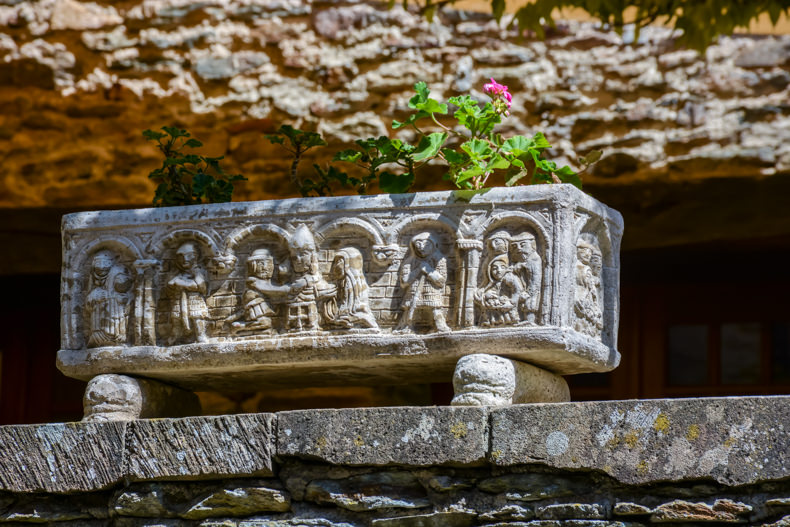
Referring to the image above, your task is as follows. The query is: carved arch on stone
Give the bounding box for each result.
[317,218,385,246]
[388,213,460,245]
[71,235,144,273]
[480,211,551,254]
[224,224,291,254]
[149,229,221,259]
[574,215,615,347]
[574,215,614,268]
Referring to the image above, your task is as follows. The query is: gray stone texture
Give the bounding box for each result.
[126,414,275,480]
[276,406,489,467]
[0,421,125,492]
[489,396,790,486]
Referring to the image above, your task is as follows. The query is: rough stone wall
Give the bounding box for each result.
[1,0,789,210]
[0,398,788,526]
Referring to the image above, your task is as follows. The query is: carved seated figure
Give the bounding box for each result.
[232,248,287,333]
[475,254,523,327]
[166,242,209,344]
[326,247,378,330]
[84,250,133,348]
[285,225,336,332]
[395,232,451,333]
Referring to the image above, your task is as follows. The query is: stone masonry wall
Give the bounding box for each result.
[1,0,789,211]
[0,397,788,526]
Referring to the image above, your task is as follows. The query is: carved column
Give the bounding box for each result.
[133,259,159,346]
[456,239,484,328]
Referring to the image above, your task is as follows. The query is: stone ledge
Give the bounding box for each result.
[0,397,786,493]
[490,396,790,486]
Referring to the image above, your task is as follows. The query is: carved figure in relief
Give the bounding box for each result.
[84,250,133,348]
[573,236,604,338]
[166,242,209,343]
[509,232,542,324]
[232,248,287,333]
[285,225,336,332]
[474,254,523,326]
[395,232,451,333]
[326,247,378,329]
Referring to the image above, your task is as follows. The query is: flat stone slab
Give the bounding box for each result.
[126,414,275,481]
[58,185,622,393]
[0,397,787,493]
[0,421,125,492]
[277,406,489,466]
[489,396,790,486]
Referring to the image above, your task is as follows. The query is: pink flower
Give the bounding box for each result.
[483,77,512,112]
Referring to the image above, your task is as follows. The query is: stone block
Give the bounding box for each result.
[0,421,125,492]
[126,414,275,480]
[182,486,291,519]
[304,471,430,511]
[371,511,477,526]
[277,406,488,466]
[489,396,790,486]
[651,499,752,523]
[476,473,587,502]
[535,503,608,520]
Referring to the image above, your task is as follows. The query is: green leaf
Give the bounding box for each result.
[415,99,448,115]
[532,132,551,149]
[334,149,364,163]
[442,148,468,165]
[579,149,603,165]
[184,138,203,148]
[413,132,448,162]
[492,0,505,21]
[379,171,415,194]
[143,129,165,141]
[502,135,536,156]
[161,126,189,139]
[461,138,492,160]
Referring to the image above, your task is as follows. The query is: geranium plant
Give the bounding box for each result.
[267,79,600,197]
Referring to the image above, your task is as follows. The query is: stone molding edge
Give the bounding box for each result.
[0,396,786,494]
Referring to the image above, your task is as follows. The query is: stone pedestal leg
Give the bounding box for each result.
[82,374,201,422]
[451,354,570,406]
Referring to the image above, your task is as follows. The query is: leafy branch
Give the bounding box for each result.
[143,126,246,207]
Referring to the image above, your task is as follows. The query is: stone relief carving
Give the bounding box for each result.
[165,242,210,344]
[475,254,523,327]
[395,232,451,333]
[509,232,542,324]
[325,247,378,330]
[231,248,287,334]
[285,225,336,332]
[573,233,604,338]
[84,250,133,348]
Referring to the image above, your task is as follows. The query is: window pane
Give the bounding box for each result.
[668,325,708,386]
[721,323,761,385]
[772,323,790,384]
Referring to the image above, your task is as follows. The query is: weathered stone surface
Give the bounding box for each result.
[452,355,570,406]
[57,186,622,411]
[183,486,291,519]
[126,414,275,480]
[650,499,752,523]
[237,520,355,527]
[479,504,535,522]
[371,510,476,526]
[423,474,475,493]
[490,396,790,485]
[0,421,125,492]
[477,473,585,501]
[535,503,607,520]
[768,498,790,509]
[83,374,201,422]
[113,485,176,517]
[481,522,629,527]
[277,406,488,467]
[763,515,790,527]
[305,471,429,512]
[613,503,652,516]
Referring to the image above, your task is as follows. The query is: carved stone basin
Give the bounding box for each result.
[57,185,623,419]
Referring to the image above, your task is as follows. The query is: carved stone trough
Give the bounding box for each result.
[57,185,623,420]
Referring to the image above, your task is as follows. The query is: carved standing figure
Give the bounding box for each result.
[395,232,451,333]
[85,250,133,348]
[509,232,542,324]
[573,236,604,338]
[475,254,523,326]
[232,248,287,333]
[285,225,336,332]
[326,247,378,329]
[166,242,209,343]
